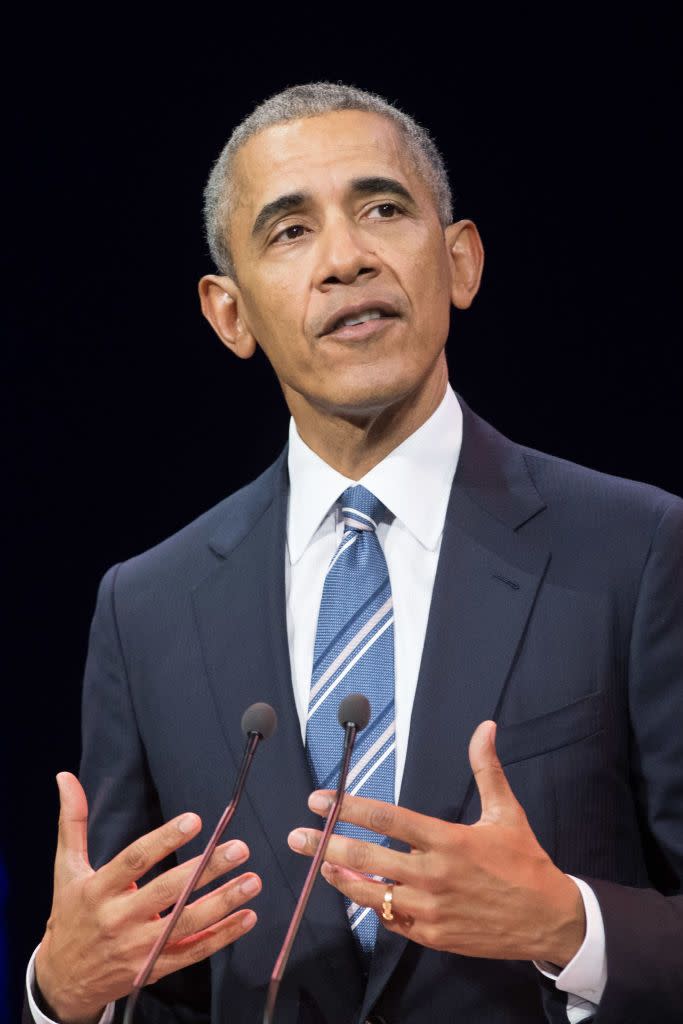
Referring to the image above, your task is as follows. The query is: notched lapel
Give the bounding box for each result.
[399,497,551,826]
[191,452,360,993]
[361,395,552,1021]
[191,462,310,877]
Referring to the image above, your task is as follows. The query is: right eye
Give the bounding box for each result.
[271,224,307,244]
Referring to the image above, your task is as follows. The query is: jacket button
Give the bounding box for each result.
[365,1017,388,1024]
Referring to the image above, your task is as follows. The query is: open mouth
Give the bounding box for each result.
[322,304,400,337]
[331,309,394,331]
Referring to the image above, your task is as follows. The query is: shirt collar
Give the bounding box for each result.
[287,383,463,563]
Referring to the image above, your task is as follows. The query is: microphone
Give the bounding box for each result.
[263,693,371,1024]
[123,702,277,1024]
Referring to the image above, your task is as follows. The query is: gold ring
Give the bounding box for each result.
[381,883,394,921]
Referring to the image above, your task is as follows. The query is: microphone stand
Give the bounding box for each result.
[262,721,357,1024]
[123,730,261,1024]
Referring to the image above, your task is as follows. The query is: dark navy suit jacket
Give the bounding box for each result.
[26,392,683,1023]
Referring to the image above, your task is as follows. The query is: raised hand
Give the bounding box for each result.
[35,772,260,1024]
[288,721,585,967]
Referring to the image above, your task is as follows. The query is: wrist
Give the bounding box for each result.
[536,871,587,968]
[35,941,103,1024]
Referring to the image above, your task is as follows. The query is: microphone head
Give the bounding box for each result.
[241,702,278,740]
[338,693,371,731]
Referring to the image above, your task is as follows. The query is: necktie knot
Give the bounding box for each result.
[341,484,385,533]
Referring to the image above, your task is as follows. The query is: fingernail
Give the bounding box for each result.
[309,792,332,813]
[240,876,260,896]
[224,841,245,862]
[320,862,333,880]
[289,830,307,851]
[177,813,199,834]
[242,909,257,928]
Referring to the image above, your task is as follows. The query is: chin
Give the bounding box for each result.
[314,371,422,418]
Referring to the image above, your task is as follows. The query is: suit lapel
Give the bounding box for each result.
[360,394,551,1020]
[191,451,360,988]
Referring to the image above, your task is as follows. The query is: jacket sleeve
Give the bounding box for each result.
[78,564,211,1024]
[587,497,683,1022]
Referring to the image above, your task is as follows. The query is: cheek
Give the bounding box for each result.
[418,241,453,305]
[242,283,310,368]
[391,234,453,333]
[405,275,452,352]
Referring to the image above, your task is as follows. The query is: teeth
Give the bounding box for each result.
[338,309,386,328]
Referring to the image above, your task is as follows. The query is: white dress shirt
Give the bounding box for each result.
[286,382,464,797]
[27,384,606,1023]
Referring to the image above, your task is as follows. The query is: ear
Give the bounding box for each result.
[198,274,257,359]
[444,220,485,310]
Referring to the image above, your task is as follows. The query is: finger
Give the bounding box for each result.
[288,828,420,885]
[320,863,422,928]
[308,792,441,851]
[132,840,250,918]
[321,864,453,952]
[152,908,257,981]
[468,721,523,825]
[55,772,90,878]
[92,812,203,898]
[162,872,262,942]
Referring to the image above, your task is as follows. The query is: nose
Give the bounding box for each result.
[314,214,380,289]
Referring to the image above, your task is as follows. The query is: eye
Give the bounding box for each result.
[367,202,402,219]
[271,223,307,245]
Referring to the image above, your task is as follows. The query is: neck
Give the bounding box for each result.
[285,356,449,479]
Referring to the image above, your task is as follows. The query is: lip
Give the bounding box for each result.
[318,299,401,338]
[324,317,397,343]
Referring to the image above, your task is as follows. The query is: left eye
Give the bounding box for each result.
[369,202,401,218]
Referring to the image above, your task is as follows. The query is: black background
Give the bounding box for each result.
[5,9,681,1019]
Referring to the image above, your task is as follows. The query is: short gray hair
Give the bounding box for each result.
[203,82,454,279]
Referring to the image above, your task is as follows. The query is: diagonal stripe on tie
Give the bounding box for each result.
[307,600,394,709]
[306,484,396,963]
[307,613,394,721]
[317,705,396,790]
[312,579,391,673]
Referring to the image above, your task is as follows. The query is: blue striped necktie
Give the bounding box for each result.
[305,484,396,961]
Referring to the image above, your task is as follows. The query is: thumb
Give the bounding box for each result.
[54,771,91,878]
[469,721,522,825]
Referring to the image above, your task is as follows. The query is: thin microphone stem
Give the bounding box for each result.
[263,722,357,1024]
[123,731,261,1024]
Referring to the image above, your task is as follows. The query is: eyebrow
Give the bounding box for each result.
[349,176,414,205]
[251,191,308,240]
[250,176,416,240]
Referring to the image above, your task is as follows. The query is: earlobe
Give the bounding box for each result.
[198,274,257,360]
[445,220,485,310]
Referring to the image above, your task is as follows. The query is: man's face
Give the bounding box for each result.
[221,110,468,417]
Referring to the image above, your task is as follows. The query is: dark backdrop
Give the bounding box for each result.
[5,10,681,1020]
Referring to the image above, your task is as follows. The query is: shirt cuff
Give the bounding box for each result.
[26,945,115,1024]
[533,875,607,1005]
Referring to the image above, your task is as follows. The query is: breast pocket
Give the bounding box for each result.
[496,692,605,766]
[459,693,606,862]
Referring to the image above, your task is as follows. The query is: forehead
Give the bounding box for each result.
[232,110,425,218]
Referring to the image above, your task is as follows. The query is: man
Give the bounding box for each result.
[25,82,683,1023]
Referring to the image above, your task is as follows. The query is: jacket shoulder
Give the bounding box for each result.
[519,438,683,518]
[458,392,683,536]
[106,449,287,598]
